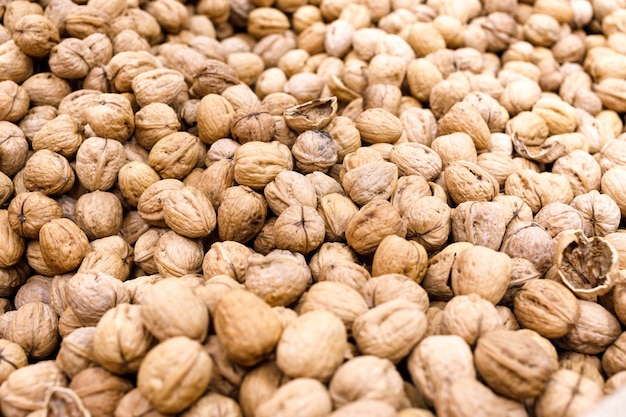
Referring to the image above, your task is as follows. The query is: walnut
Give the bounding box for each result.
[22,149,75,196]
[245,250,311,307]
[342,162,399,206]
[4,302,59,359]
[353,299,427,363]
[218,186,268,243]
[299,281,368,332]
[214,289,283,367]
[273,205,325,254]
[276,310,347,381]
[75,191,123,239]
[534,369,603,417]
[148,132,204,180]
[153,231,204,277]
[292,130,338,174]
[230,106,275,144]
[75,137,126,192]
[451,245,512,304]
[329,355,405,409]
[264,170,317,216]
[0,339,27,385]
[444,161,499,204]
[556,300,621,355]
[38,218,90,274]
[65,270,130,327]
[69,367,133,417]
[372,235,428,283]
[136,336,212,414]
[0,361,67,417]
[345,199,407,255]
[56,326,97,379]
[442,294,504,346]
[162,185,216,238]
[256,378,332,417]
[233,141,293,190]
[514,279,580,339]
[92,303,156,374]
[500,221,554,274]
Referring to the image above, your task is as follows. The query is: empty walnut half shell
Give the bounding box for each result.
[555,230,620,300]
[284,97,338,133]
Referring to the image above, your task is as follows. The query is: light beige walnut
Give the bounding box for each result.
[444,161,499,204]
[342,162,399,206]
[360,273,429,311]
[329,355,405,409]
[4,302,59,359]
[474,330,558,400]
[202,241,254,283]
[276,310,347,381]
[451,245,512,304]
[274,205,325,254]
[442,294,504,346]
[217,186,268,243]
[214,289,283,367]
[75,137,125,191]
[353,299,427,363]
[153,231,204,277]
[299,281,368,332]
[137,336,213,414]
[148,132,204,180]
[245,250,311,307]
[345,199,407,255]
[256,378,332,417]
[233,141,293,190]
[372,235,428,283]
[162,186,216,238]
[39,218,90,274]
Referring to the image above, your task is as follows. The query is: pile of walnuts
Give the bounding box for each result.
[1,0,626,416]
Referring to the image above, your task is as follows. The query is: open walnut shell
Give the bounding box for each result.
[284,97,338,133]
[555,230,620,300]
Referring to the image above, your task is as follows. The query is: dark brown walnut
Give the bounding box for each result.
[75,137,126,191]
[474,330,558,400]
[69,366,133,417]
[345,199,407,255]
[353,299,427,364]
[0,339,27,385]
[140,277,209,342]
[214,289,283,367]
[137,336,212,414]
[556,300,622,355]
[7,191,63,239]
[202,240,255,283]
[39,218,91,274]
[153,231,204,277]
[245,250,311,307]
[284,96,338,133]
[92,303,156,375]
[274,205,326,254]
[554,229,620,300]
[4,302,59,359]
[218,186,268,243]
[0,360,67,417]
[534,369,603,417]
[513,279,581,339]
[64,270,130,327]
[408,335,476,406]
[148,132,204,180]
[22,149,75,196]
[56,326,97,379]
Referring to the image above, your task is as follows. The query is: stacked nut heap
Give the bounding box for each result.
[2,0,626,416]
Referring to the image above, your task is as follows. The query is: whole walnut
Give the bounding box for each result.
[245,250,311,307]
[233,141,293,190]
[372,235,428,283]
[0,339,27,385]
[56,326,97,379]
[75,191,123,239]
[256,378,332,417]
[7,191,63,239]
[329,355,405,409]
[214,289,283,367]
[162,185,216,238]
[140,277,209,342]
[69,366,133,417]
[218,186,268,243]
[202,240,255,283]
[93,303,156,374]
[345,199,407,255]
[39,218,91,274]
[64,270,130,327]
[153,231,204,277]
[451,245,512,304]
[4,302,59,359]
[0,360,67,417]
[353,299,427,363]
[274,205,325,254]
[276,310,347,382]
[138,336,213,414]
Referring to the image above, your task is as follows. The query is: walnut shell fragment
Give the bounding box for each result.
[555,229,620,300]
